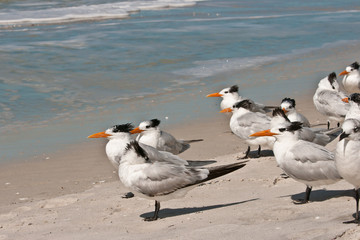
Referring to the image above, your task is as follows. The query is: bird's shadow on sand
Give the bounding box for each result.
[237,150,274,159]
[256,150,274,158]
[280,188,354,203]
[140,198,259,220]
[187,160,217,167]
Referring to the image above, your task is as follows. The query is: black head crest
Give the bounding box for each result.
[327,72,337,89]
[287,121,303,132]
[229,85,239,93]
[281,97,296,107]
[234,99,252,110]
[150,119,161,128]
[350,62,360,70]
[125,141,149,159]
[112,123,134,133]
[272,108,291,122]
[350,93,360,104]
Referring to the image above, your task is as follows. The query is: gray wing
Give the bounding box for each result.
[139,143,189,165]
[314,90,349,117]
[235,112,271,136]
[299,128,332,146]
[131,162,208,196]
[158,131,189,154]
[284,140,341,181]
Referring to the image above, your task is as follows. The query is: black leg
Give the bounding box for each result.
[343,189,360,224]
[145,200,160,221]
[327,121,330,129]
[241,146,251,159]
[293,186,312,204]
[337,122,340,128]
[305,186,312,202]
[356,189,359,221]
[257,145,261,157]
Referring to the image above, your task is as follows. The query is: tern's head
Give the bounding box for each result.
[220,99,252,113]
[280,97,296,114]
[350,93,360,105]
[88,123,134,139]
[318,72,340,91]
[342,93,360,105]
[130,119,161,134]
[207,85,239,99]
[339,62,360,77]
[122,141,150,164]
[250,120,303,140]
[271,108,291,128]
[340,119,360,141]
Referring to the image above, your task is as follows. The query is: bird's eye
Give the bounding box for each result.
[224,91,228,93]
[354,127,359,133]
[145,156,149,161]
[146,125,150,129]
[279,128,286,132]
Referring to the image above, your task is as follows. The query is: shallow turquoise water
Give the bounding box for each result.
[0,0,360,161]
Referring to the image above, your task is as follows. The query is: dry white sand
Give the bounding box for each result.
[1,94,360,240]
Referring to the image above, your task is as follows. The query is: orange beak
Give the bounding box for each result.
[88,131,111,138]
[342,97,349,103]
[220,107,232,113]
[249,129,278,137]
[339,70,349,76]
[207,92,223,98]
[130,127,143,134]
[282,108,288,113]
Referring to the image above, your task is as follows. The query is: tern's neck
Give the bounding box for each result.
[286,109,297,116]
[347,103,360,119]
[273,134,298,161]
[349,71,360,78]
[138,129,161,148]
[275,133,299,145]
[105,134,132,169]
[233,108,249,117]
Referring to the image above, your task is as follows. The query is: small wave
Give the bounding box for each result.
[173,56,284,78]
[34,38,88,49]
[174,39,360,78]
[0,0,201,27]
[115,9,360,26]
[0,103,14,124]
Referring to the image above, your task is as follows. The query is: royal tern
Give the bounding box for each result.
[130,119,203,155]
[280,97,310,127]
[221,99,274,158]
[342,93,360,120]
[118,140,246,221]
[335,118,360,223]
[88,123,189,168]
[271,108,339,146]
[88,123,189,199]
[313,72,350,129]
[207,85,273,113]
[340,62,360,94]
[250,120,342,204]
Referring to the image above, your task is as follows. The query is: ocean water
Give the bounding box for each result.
[1,0,360,162]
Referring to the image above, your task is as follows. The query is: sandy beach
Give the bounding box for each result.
[1,93,360,240]
[2,1,360,239]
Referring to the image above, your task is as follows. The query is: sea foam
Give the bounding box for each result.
[0,0,201,27]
